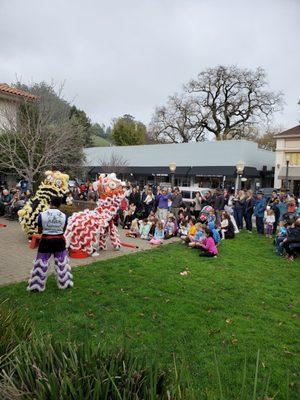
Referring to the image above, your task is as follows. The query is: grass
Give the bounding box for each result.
[0,232,300,398]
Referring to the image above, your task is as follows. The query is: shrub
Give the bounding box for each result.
[0,300,32,358]
[0,337,198,399]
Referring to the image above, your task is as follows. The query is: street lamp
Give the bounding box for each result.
[169,162,177,188]
[235,160,245,193]
[285,154,290,191]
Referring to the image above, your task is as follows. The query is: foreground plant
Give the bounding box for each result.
[0,300,32,358]
[0,337,199,400]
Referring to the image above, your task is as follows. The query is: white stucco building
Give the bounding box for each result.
[0,83,36,130]
[85,140,275,190]
[274,125,300,196]
[0,83,37,185]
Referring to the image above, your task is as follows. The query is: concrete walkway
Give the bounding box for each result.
[0,217,177,287]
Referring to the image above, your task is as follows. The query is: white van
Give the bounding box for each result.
[178,187,214,205]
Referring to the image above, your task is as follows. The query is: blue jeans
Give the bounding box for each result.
[275,236,285,255]
[234,208,243,230]
[244,212,253,231]
[256,216,264,234]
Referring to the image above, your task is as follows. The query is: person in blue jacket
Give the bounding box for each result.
[208,221,221,244]
[254,191,267,234]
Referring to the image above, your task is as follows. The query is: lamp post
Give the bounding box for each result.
[169,162,177,188]
[285,154,290,191]
[235,160,245,194]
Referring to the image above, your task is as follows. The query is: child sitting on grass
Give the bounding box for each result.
[275,220,293,256]
[164,216,176,239]
[149,221,165,245]
[178,220,189,238]
[123,209,136,229]
[199,228,218,258]
[139,218,152,240]
[148,213,158,236]
[189,223,204,248]
[184,217,196,244]
[220,211,235,240]
[208,221,221,245]
[125,219,140,238]
[207,209,217,225]
[177,211,187,226]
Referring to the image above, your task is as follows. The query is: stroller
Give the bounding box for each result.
[199,205,214,224]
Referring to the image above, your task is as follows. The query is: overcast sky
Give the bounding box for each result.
[1,0,299,129]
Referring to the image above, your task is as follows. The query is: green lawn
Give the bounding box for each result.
[1,233,300,398]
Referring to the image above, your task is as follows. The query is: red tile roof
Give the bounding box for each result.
[0,83,37,101]
[275,125,300,138]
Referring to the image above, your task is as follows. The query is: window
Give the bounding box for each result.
[287,153,300,165]
[181,191,191,199]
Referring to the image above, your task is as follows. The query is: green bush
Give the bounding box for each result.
[0,300,32,358]
[0,302,196,399]
[1,338,291,399]
[0,338,198,399]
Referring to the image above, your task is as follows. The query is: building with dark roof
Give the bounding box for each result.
[85,140,275,190]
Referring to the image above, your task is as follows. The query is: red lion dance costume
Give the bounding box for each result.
[64,173,125,256]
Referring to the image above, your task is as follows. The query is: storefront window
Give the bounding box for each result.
[195,177,222,188]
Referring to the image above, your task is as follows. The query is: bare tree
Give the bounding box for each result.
[0,83,85,187]
[98,152,129,175]
[150,65,283,142]
[246,125,282,151]
[149,94,206,143]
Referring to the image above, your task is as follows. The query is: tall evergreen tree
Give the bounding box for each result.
[112,115,146,146]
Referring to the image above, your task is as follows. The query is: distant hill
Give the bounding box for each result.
[90,135,111,147]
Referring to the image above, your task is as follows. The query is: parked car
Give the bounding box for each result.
[178,187,215,205]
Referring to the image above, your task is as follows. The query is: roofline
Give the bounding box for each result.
[275,134,300,139]
[85,139,269,152]
[275,125,300,138]
[0,84,38,101]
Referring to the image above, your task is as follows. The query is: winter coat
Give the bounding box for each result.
[254,198,266,218]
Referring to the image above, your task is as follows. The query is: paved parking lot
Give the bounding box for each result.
[0,217,174,287]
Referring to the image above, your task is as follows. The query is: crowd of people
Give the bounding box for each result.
[113,184,300,260]
[2,179,300,260]
[0,185,32,219]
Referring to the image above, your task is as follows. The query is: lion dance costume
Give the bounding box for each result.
[18,170,69,238]
[64,173,124,256]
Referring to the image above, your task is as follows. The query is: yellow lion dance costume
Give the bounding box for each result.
[18,170,69,238]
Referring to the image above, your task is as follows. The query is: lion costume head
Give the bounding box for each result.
[18,170,69,238]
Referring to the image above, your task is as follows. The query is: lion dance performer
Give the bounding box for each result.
[64,173,124,256]
[27,196,73,292]
[18,170,69,238]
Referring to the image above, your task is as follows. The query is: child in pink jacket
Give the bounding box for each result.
[199,228,218,258]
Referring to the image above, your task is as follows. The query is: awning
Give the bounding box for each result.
[89,166,259,178]
[89,165,259,178]
[278,166,300,179]
[191,166,259,178]
[89,166,192,176]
